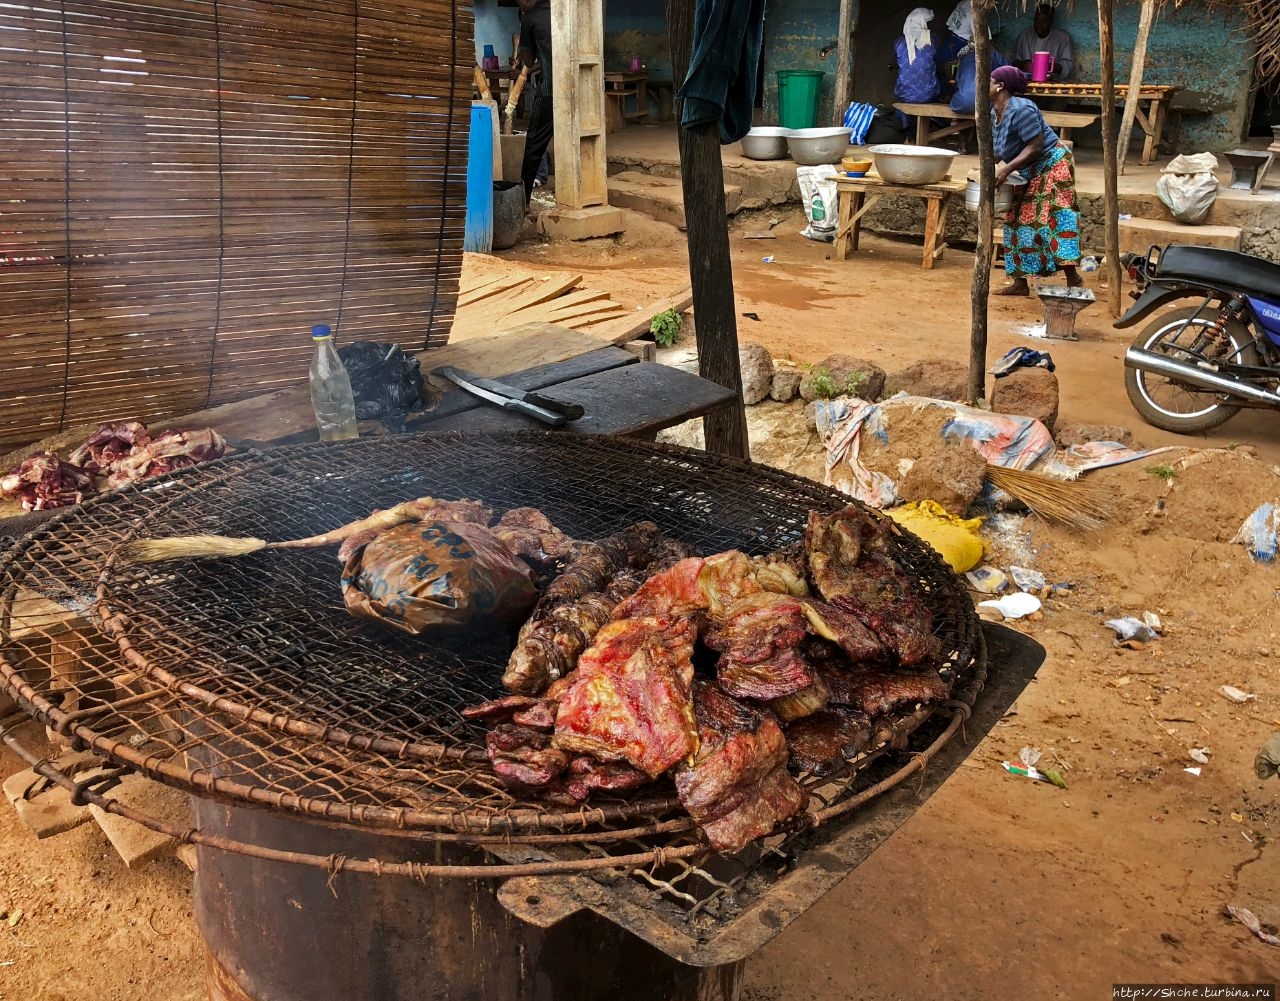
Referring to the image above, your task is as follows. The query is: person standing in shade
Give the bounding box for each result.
[1013,3,1074,81]
[895,9,940,105]
[990,65,1083,296]
[518,0,553,205]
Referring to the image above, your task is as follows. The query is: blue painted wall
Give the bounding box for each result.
[603,0,673,83]
[994,0,1254,152]
[762,0,850,126]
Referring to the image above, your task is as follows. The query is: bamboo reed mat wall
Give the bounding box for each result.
[0,0,473,450]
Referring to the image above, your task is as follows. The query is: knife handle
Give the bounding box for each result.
[503,397,567,427]
[524,392,585,421]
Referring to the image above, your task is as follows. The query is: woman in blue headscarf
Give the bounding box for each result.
[895,8,939,104]
[990,64,1082,296]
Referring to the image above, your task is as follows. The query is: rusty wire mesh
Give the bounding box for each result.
[0,432,982,878]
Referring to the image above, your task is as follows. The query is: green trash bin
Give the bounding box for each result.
[777,70,825,129]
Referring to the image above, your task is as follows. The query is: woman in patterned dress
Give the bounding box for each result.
[989,64,1082,297]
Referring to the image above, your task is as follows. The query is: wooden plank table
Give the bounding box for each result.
[603,70,649,132]
[893,102,1099,149]
[834,174,966,270]
[1026,82,1179,165]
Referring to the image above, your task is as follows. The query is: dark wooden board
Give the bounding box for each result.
[419,362,737,438]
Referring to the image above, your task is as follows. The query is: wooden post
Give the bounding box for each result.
[1117,0,1157,176]
[833,0,855,126]
[968,1,995,405]
[1098,0,1123,318]
[666,0,750,460]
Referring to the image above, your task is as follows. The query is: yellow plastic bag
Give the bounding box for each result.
[887,501,984,573]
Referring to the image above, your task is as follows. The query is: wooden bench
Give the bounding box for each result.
[893,102,1099,148]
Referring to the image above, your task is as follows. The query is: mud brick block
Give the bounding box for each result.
[88,774,190,869]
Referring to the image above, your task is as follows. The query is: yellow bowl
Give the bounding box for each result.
[841,157,873,173]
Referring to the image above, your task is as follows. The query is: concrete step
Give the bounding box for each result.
[1119,216,1242,256]
[606,171,742,230]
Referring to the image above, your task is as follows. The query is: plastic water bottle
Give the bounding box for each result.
[1080,256,1099,273]
[309,324,358,442]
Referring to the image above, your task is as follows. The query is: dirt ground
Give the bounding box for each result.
[2,207,1280,999]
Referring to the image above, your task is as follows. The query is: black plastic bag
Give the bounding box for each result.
[337,341,424,431]
[865,107,907,146]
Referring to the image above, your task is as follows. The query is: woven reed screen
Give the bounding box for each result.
[0,0,472,450]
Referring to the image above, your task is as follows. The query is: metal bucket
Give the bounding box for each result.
[965,177,1025,213]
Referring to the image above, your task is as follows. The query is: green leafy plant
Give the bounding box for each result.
[1146,463,1177,481]
[649,308,684,348]
[810,367,839,399]
[844,371,869,398]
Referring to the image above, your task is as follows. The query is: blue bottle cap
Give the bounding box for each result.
[311,324,332,339]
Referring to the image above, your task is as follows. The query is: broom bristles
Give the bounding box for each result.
[986,465,1112,531]
[121,534,269,563]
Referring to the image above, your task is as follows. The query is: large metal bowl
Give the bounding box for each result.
[868,143,957,185]
[740,126,790,160]
[787,127,853,166]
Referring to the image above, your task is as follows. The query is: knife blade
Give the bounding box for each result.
[434,367,568,427]
[434,367,585,421]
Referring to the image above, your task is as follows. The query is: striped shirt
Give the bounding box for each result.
[992,95,1058,164]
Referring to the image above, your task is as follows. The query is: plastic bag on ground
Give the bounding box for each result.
[1156,153,1220,225]
[798,165,839,243]
[1232,500,1278,562]
[887,501,985,572]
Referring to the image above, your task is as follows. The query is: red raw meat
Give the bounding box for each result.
[0,453,95,511]
[67,421,150,474]
[552,616,698,778]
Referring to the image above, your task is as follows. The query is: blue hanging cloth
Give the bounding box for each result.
[464,103,494,254]
[676,0,768,144]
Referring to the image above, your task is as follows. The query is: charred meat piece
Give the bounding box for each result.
[461,694,540,723]
[822,662,949,717]
[806,508,938,667]
[553,616,698,778]
[705,593,814,701]
[502,523,664,695]
[828,553,939,667]
[0,453,96,511]
[491,507,578,567]
[487,724,570,791]
[769,670,830,724]
[674,682,808,853]
[697,551,766,616]
[785,709,872,776]
[799,598,887,665]
[547,756,651,804]
[805,507,885,597]
[67,421,150,474]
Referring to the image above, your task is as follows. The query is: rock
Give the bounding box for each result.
[1054,422,1136,448]
[895,440,988,516]
[799,354,886,403]
[990,368,1059,431]
[883,359,970,402]
[738,341,775,405]
[770,368,802,403]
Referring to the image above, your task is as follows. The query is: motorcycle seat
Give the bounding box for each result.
[1157,245,1280,301]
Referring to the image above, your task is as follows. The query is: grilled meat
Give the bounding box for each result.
[785,709,872,776]
[461,694,541,723]
[553,616,698,778]
[547,757,651,804]
[806,508,938,667]
[611,556,710,621]
[502,522,664,694]
[490,506,578,567]
[705,592,815,701]
[487,724,570,791]
[820,662,948,717]
[769,671,830,724]
[799,598,888,665]
[674,682,808,853]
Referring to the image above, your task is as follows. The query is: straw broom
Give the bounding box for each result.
[120,496,460,564]
[984,465,1113,531]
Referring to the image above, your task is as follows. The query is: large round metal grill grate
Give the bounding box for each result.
[0,432,983,877]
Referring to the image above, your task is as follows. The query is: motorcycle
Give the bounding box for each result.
[1118,243,1280,433]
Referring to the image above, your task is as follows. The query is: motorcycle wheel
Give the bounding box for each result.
[1124,306,1258,434]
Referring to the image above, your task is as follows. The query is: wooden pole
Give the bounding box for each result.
[666,0,750,460]
[833,0,855,126]
[1118,0,1157,176]
[1098,0,1123,317]
[968,1,995,405]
